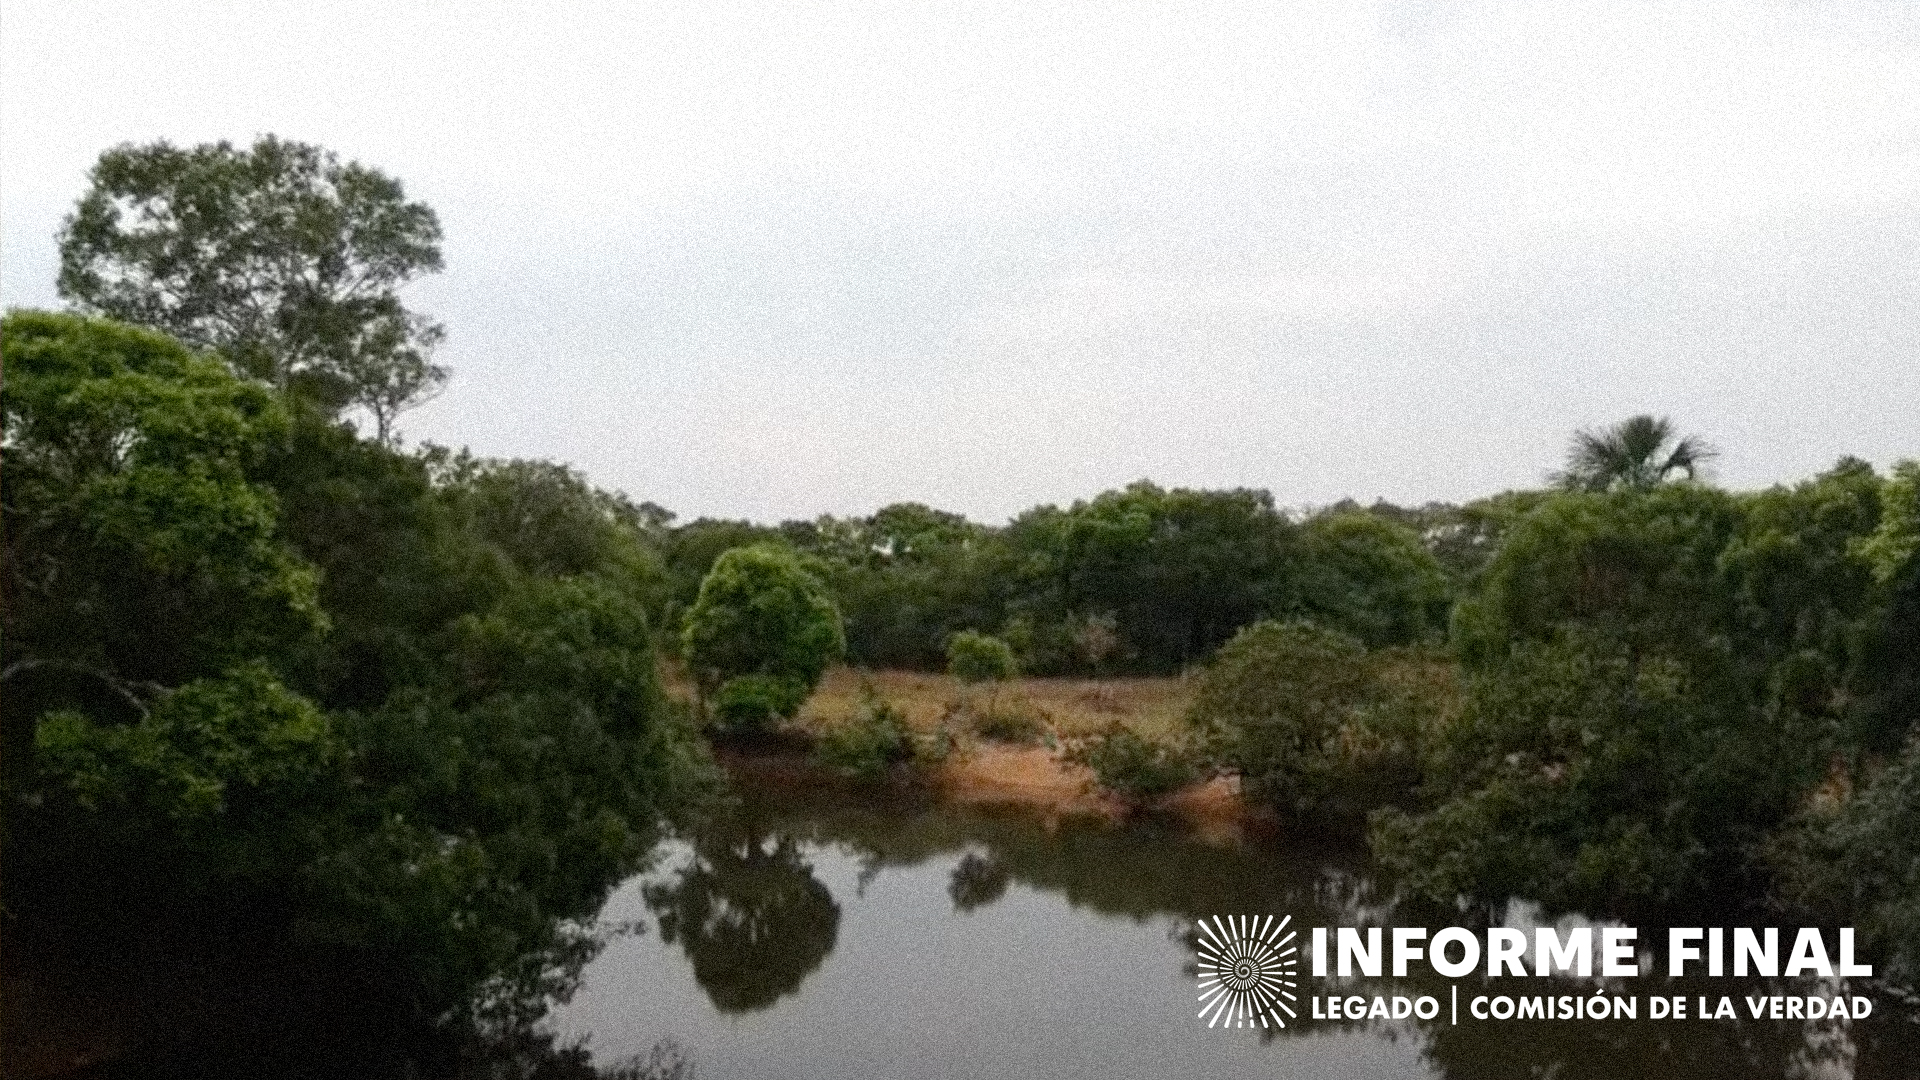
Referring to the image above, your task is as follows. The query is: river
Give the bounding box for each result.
[548,764,1920,1080]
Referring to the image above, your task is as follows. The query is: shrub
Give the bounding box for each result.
[812,687,916,780]
[962,699,1050,744]
[683,544,844,731]
[1185,620,1377,816]
[713,674,810,732]
[1066,723,1198,805]
[947,630,1018,685]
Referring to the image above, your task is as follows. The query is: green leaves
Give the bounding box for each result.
[4,311,714,1033]
[1187,620,1385,816]
[1065,723,1198,805]
[1382,461,1904,915]
[57,136,446,438]
[1854,460,1919,586]
[682,544,846,726]
[1295,510,1452,647]
[946,630,1018,685]
[2,312,325,686]
[37,664,336,822]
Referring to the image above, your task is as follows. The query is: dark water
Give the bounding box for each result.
[550,772,1920,1080]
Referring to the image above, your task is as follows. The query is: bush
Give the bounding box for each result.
[811,689,916,780]
[947,630,1018,685]
[962,699,1051,744]
[1185,620,1379,816]
[713,674,810,732]
[1370,630,1744,912]
[683,544,844,731]
[1387,473,1894,914]
[1066,723,1198,804]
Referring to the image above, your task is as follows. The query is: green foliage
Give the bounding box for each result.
[1296,510,1452,647]
[1185,621,1389,816]
[1450,483,1747,667]
[37,663,332,815]
[682,544,845,725]
[1,311,324,696]
[57,136,446,437]
[966,700,1051,744]
[803,504,1001,670]
[1776,734,1920,983]
[1773,462,1920,979]
[1001,482,1298,673]
[1855,461,1920,584]
[1373,630,1762,911]
[713,674,812,731]
[4,311,713,1031]
[1385,467,1895,913]
[651,481,1489,678]
[812,690,917,780]
[654,517,788,649]
[435,455,668,584]
[946,630,1018,684]
[1066,724,1198,804]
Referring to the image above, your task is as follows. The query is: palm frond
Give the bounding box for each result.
[1553,414,1715,491]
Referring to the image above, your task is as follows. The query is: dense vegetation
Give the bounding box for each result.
[655,484,1457,676]
[1,311,713,1069]
[5,135,1916,1076]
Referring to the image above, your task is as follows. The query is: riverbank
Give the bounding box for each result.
[690,665,1267,838]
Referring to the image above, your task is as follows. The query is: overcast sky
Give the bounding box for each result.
[3,1,1915,523]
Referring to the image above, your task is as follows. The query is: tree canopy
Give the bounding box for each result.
[2,310,711,1054]
[57,136,447,440]
[682,544,846,730]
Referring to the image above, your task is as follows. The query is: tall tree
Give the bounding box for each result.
[1554,414,1715,491]
[57,136,446,442]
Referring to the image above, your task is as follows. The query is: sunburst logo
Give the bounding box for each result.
[1195,914,1300,1029]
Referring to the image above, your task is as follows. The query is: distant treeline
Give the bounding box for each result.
[641,487,1505,675]
[8,134,1916,1075]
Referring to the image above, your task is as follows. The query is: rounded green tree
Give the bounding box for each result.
[946,630,1018,686]
[682,545,844,731]
[946,629,1019,726]
[1185,620,1375,815]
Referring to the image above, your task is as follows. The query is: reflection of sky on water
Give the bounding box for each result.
[556,839,1429,1080]
[550,785,1920,1080]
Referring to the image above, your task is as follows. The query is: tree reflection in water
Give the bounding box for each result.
[643,821,841,1013]
[668,765,1920,1080]
[947,851,1010,912]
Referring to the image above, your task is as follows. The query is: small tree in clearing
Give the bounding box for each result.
[947,630,1018,716]
[682,544,844,732]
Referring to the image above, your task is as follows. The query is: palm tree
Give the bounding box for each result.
[1554,415,1716,492]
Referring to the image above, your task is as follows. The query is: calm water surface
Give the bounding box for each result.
[551,772,1920,1080]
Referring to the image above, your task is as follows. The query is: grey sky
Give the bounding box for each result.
[4,1,1916,523]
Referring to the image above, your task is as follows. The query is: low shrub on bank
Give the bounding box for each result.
[712,673,811,733]
[811,688,917,779]
[1175,620,1447,821]
[961,698,1052,744]
[1065,723,1198,805]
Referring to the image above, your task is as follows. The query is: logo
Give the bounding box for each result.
[1196,914,1300,1029]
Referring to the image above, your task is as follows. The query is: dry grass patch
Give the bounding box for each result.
[793,667,1196,740]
